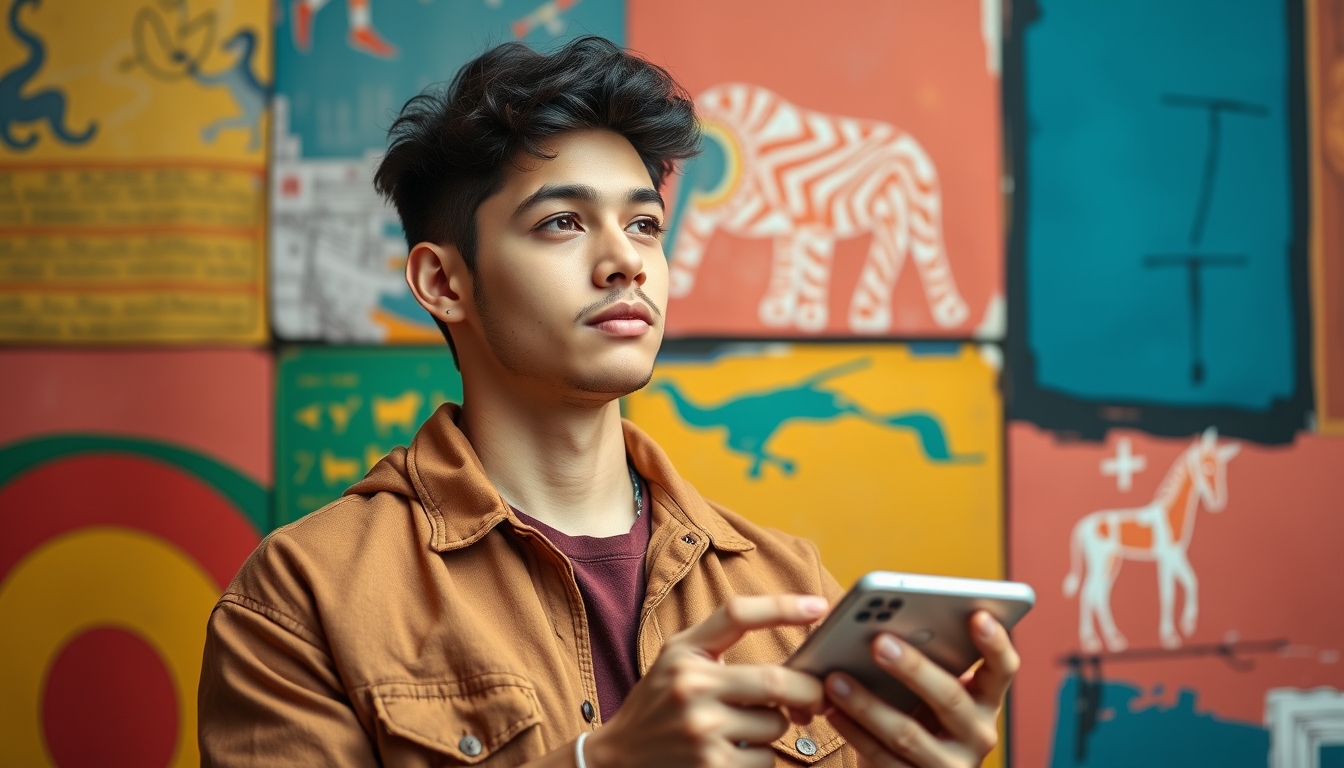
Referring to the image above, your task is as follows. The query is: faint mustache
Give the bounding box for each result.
[575,287,663,323]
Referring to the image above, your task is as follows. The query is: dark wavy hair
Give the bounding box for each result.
[373,36,700,358]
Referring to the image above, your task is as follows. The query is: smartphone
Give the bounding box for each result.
[786,571,1035,712]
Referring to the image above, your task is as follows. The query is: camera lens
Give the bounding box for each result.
[855,611,872,622]
[887,598,904,611]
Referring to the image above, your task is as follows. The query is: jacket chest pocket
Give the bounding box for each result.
[370,673,544,766]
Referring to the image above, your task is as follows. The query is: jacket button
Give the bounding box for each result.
[796,736,818,756]
[581,700,596,722]
[459,734,483,757]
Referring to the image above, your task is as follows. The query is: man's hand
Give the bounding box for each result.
[585,595,829,768]
[823,611,1020,768]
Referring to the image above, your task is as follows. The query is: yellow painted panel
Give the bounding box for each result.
[0,0,269,343]
[626,343,1004,589]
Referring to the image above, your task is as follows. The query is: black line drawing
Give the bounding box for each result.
[1161,95,1269,247]
[1140,95,1265,386]
[1143,254,1247,384]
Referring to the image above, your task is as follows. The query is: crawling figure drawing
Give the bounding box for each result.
[0,0,97,151]
[651,358,982,479]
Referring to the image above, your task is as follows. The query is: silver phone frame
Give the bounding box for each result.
[786,572,1035,712]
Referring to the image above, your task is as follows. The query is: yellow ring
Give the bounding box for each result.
[694,119,743,209]
[0,527,220,767]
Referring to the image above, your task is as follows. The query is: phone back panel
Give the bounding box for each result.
[788,572,1035,712]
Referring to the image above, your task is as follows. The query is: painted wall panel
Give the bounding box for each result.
[1007,422,1344,768]
[0,350,270,767]
[625,343,1003,590]
[0,0,270,343]
[1006,0,1312,443]
[629,0,1004,339]
[275,346,462,526]
[270,0,624,343]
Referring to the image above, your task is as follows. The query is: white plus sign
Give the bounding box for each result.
[1101,437,1147,492]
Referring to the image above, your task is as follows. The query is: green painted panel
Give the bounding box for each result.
[275,346,462,527]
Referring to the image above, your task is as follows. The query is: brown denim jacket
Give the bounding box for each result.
[199,404,854,767]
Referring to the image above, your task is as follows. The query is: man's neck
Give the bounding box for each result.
[458,379,637,538]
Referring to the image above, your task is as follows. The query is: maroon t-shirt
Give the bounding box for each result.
[513,477,651,722]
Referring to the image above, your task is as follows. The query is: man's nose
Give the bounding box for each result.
[592,224,646,289]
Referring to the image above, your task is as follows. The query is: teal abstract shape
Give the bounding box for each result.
[880,413,982,464]
[1050,674,1269,768]
[0,0,97,151]
[650,358,981,479]
[191,28,269,152]
[664,124,731,259]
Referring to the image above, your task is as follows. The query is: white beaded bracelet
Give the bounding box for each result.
[575,731,590,768]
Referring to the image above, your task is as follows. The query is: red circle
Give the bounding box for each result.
[0,454,260,589]
[42,627,179,768]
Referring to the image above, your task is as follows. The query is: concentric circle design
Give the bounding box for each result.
[0,528,219,767]
[0,440,264,768]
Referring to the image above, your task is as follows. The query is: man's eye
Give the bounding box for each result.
[542,215,580,232]
[627,218,665,237]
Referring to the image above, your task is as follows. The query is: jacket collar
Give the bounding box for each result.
[396,403,754,554]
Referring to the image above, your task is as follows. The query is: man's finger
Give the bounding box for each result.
[714,664,826,713]
[964,611,1020,706]
[676,595,828,658]
[867,633,984,748]
[719,705,791,745]
[824,694,921,768]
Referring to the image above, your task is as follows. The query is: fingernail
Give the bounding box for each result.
[876,635,902,663]
[828,675,852,698]
[799,596,828,617]
[977,613,998,642]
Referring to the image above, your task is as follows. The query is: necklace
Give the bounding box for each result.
[628,462,642,517]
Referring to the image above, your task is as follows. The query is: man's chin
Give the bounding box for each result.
[564,364,656,400]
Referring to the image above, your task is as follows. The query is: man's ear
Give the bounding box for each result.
[405,241,471,325]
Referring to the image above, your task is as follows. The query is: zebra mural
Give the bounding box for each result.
[666,83,970,334]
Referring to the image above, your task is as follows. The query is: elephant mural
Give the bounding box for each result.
[666,83,970,334]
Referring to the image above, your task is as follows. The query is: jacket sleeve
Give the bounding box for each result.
[198,596,379,767]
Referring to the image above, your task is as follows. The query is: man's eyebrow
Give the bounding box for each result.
[512,184,665,218]
[629,187,664,210]
[512,183,598,218]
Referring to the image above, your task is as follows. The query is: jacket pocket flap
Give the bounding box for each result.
[772,717,846,764]
[371,674,542,764]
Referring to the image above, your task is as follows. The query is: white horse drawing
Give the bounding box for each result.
[1063,427,1241,652]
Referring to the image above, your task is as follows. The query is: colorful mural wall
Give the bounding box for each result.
[1,1,1341,766]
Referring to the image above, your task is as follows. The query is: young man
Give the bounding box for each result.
[199,37,1019,767]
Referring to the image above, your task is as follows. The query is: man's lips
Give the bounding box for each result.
[586,301,655,337]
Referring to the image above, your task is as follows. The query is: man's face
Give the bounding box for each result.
[466,128,669,400]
